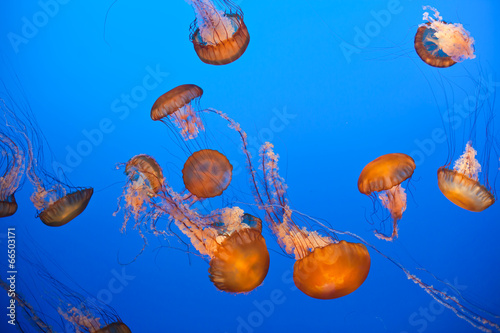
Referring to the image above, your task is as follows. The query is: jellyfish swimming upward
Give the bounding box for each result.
[185,0,250,65]
[414,6,475,68]
[358,153,416,241]
[438,141,495,212]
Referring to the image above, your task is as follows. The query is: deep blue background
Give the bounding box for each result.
[0,1,499,332]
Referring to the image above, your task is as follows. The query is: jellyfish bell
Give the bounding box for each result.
[438,141,495,212]
[358,153,416,241]
[414,6,475,68]
[151,84,205,140]
[293,240,371,300]
[267,205,371,300]
[209,220,269,293]
[167,203,269,293]
[125,154,164,194]
[358,153,416,195]
[186,0,250,65]
[37,188,94,227]
[0,194,18,218]
[182,149,233,198]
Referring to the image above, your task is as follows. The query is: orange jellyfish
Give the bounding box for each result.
[259,143,370,299]
[115,154,166,245]
[1,92,93,226]
[414,6,475,68]
[168,204,270,293]
[182,149,232,198]
[151,84,205,140]
[358,153,415,241]
[434,70,497,212]
[438,141,495,211]
[0,102,26,217]
[186,0,250,65]
[119,154,164,221]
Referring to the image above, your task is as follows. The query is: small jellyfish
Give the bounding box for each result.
[255,142,370,299]
[358,153,415,241]
[125,154,164,194]
[438,141,495,212]
[0,94,93,226]
[151,84,205,140]
[186,0,250,65]
[414,6,475,68]
[182,149,232,198]
[115,154,164,235]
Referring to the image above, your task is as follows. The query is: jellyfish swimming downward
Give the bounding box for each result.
[185,0,250,65]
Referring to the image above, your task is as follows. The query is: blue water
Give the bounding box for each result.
[0,1,499,332]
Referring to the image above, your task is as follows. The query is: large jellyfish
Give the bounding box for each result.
[116,153,269,293]
[151,84,205,140]
[438,141,495,211]
[414,6,475,68]
[0,100,26,218]
[257,142,370,299]
[162,202,270,293]
[357,153,416,241]
[0,91,93,226]
[185,0,250,65]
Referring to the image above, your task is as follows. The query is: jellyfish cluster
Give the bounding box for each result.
[1,2,499,333]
